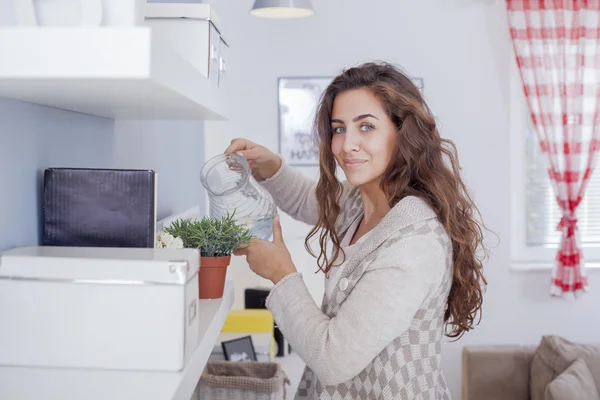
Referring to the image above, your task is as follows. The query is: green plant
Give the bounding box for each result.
[164,212,253,258]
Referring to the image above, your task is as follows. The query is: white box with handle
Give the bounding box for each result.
[0,246,201,372]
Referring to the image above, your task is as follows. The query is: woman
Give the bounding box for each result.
[228,61,487,399]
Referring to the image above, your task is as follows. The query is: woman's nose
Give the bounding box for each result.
[343,131,360,153]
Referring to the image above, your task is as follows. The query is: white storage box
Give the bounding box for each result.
[144,3,228,87]
[0,246,201,372]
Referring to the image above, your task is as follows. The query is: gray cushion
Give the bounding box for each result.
[545,358,600,400]
[462,346,535,400]
[531,336,600,400]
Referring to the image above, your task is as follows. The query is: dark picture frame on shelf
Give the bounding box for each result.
[221,336,258,362]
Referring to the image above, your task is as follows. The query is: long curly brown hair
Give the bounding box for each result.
[305,61,488,339]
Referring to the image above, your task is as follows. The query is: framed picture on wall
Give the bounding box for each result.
[277,77,333,166]
[412,77,424,93]
[277,75,424,167]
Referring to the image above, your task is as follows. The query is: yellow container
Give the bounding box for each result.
[221,309,274,333]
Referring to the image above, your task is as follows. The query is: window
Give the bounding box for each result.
[510,59,600,269]
[525,128,600,247]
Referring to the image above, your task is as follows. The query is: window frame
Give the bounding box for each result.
[509,57,600,270]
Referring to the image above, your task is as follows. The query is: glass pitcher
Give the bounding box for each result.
[200,153,277,240]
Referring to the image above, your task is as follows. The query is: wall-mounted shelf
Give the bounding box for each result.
[0,27,227,120]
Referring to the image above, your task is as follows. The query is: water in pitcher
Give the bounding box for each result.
[245,216,275,240]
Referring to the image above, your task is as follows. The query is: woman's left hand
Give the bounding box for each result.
[233,215,297,284]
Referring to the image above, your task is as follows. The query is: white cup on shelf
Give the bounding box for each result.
[13,0,145,27]
[13,0,102,26]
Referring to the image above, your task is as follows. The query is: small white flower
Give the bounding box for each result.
[172,236,184,248]
[155,231,184,249]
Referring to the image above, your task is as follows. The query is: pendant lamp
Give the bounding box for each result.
[250,0,315,19]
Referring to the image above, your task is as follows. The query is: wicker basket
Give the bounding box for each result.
[197,360,290,400]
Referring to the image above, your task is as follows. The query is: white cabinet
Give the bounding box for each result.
[0,4,228,120]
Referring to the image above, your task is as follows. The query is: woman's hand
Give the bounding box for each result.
[233,215,297,284]
[224,138,282,181]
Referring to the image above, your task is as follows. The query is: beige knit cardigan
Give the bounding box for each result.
[260,161,453,400]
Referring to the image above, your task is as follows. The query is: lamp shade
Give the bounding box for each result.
[250,0,315,19]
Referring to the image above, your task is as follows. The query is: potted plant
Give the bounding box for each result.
[163,212,253,299]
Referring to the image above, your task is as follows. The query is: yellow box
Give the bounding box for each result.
[221,309,274,333]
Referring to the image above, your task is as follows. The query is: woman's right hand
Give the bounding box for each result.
[225,138,282,181]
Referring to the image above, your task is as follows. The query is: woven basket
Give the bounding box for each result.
[197,361,290,400]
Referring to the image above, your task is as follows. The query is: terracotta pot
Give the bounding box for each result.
[198,255,231,299]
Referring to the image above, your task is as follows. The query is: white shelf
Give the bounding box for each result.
[0,27,227,120]
[0,281,235,400]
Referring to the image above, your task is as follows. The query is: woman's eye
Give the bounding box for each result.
[332,126,346,134]
[360,124,374,132]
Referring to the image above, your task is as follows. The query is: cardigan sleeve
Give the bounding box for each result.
[265,233,447,386]
[259,158,357,226]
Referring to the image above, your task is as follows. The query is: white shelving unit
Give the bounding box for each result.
[0,282,235,400]
[0,26,227,120]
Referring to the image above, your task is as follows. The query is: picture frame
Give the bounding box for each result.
[221,335,257,362]
[277,77,332,166]
[276,75,425,167]
[413,77,425,93]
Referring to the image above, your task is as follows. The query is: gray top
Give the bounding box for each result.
[260,161,453,399]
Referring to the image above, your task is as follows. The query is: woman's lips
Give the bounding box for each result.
[344,159,367,169]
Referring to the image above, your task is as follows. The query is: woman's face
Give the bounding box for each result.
[330,88,397,187]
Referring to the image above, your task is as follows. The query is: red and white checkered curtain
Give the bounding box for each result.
[507,0,600,296]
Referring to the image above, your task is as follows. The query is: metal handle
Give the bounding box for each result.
[210,44,218,61]
[219,57,226,73]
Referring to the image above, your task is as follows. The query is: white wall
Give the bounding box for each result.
[203,0,600,398]
[113,120,206,221]
[0,99,114,252]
